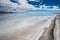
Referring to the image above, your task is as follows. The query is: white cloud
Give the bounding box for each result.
[18,0,38,10]
[37,5,60,10]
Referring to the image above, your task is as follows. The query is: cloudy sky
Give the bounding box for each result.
[10,0,60,10]
[27,0,60,8]
[28,0,60,7]
[0,0,60,12]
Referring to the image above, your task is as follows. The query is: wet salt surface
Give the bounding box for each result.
[0,13,55,40]
[0,13,51,32]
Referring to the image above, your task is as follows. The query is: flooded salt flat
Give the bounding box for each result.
[0,13,54,40]
[0,12,59,40]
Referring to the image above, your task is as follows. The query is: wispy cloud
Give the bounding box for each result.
[38,5,60,10]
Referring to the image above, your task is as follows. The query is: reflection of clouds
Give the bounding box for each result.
[0,14,42,34]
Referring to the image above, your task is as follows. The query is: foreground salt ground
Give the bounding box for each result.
[0,14,55,40]
[54,15,60,40]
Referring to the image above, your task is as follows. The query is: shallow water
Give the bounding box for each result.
[0,10,60,16]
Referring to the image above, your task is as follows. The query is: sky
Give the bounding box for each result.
[43,0,60,6]
[0,0,60,12]
[9,0,60,10]
[27,0,60,8]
